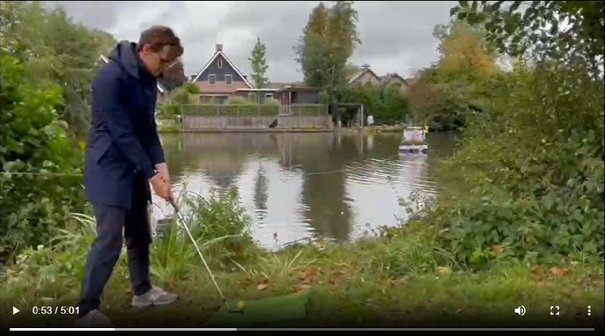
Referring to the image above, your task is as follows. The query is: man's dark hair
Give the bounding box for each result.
[137,25,184,60]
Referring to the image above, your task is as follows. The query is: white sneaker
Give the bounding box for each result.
[75,309,113,328]
[131,286,178,307]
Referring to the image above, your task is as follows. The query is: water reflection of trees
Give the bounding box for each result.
[159,132,431,241]
[276,134,368,241]
[253,164,269,223]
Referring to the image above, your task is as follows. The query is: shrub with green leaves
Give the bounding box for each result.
[423,61,604,267]
[180,187,255,260]
[407,1,605,268]
[0,30,86,263]
[340,84,409,125]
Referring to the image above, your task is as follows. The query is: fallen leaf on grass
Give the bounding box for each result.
[550,267,571,277]
[491,244,503,257]
[387,278,405,287]
[530,266,544,282]
[165,278,176,291]
[292,284,312,293]
[231,243,244,255]
[256,278,270,291]
[298,266,318,281]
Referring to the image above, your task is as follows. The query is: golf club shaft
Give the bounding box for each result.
[169,198,228,304]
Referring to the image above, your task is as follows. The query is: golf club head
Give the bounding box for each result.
[225,303,245,314]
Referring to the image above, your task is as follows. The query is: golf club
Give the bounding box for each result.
[168,197,244,314]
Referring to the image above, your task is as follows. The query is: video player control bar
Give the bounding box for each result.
[8,328,598,331]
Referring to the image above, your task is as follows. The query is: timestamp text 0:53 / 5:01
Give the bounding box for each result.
[31,306,80,315]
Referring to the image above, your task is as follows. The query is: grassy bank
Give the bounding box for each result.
[1,191,602,329]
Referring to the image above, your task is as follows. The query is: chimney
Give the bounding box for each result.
[361,63,370,70]
[215,44,223,52]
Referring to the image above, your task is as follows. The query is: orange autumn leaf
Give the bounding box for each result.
[387,278,405,287]
[530,266,544,282]
[550,267,571,277]
[298,267,316,279]
[165,278,176,291]
[491,244,503,257]
[303,267,317,277]
[232,243,244,255]
[293,284,312,293]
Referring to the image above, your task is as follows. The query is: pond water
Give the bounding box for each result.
[152,131,458,250]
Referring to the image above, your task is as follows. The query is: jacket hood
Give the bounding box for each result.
[108,40,160,80]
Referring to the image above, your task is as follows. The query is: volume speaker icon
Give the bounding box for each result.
[514,305,526,316]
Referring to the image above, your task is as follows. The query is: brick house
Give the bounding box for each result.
[190,44,279,104]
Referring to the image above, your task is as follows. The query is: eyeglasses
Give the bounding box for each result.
[158,54,178,68]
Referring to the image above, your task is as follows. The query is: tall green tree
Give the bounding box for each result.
[294,2,330,88]
[294,1,360,100]
[248,37,269,88]
[326,1,360,96]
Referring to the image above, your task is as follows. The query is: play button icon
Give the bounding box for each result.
[12,307,20,315]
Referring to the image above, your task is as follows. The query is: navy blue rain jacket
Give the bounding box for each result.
[84,41,165,209]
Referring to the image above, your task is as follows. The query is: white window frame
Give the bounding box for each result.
[265,93,273,99]
[208,74,216,84]
[225,74,233,85]
[217,59,223,68]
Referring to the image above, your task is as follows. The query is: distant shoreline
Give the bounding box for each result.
[157,120,412,134]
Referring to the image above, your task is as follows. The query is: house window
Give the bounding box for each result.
[225,74,232,85]
[217,59,223,68]
[265,93,273,100]
[209,74,216,84]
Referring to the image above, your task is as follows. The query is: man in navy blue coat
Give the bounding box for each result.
[76,26,183,327]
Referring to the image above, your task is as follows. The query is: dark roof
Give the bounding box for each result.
[380,73,408,85]
[189,46,253,88]
[275,83,322,92]
[348,68,381,83]
[265,82,290,89]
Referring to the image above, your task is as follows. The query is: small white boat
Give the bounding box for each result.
[399,126,428,154]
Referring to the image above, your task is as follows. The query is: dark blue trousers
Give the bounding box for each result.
[78,182,153,317]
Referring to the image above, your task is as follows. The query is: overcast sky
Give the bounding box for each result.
[44,1,457,82]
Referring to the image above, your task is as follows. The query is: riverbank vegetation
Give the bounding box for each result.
[1,0,603,327]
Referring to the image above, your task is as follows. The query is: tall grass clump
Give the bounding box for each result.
[151,186,259,281]
[0,186,257,311]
